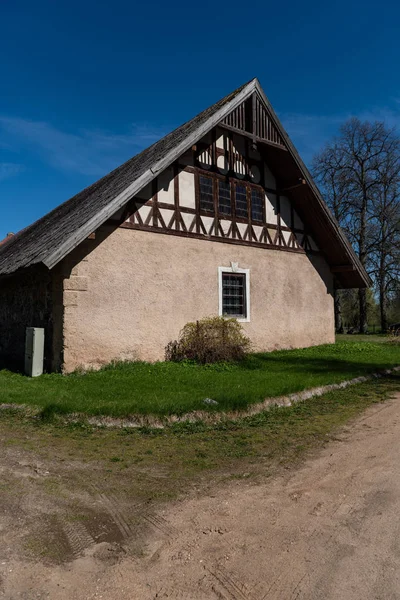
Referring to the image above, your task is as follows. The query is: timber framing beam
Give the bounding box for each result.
[281,179,307,192]
[218,122,288,151]
[330,265,357,273]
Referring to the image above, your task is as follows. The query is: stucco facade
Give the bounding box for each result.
[58,226,334,372]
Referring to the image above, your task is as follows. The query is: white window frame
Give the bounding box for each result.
[218,264,250,323]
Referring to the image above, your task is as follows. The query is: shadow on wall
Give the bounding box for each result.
[0,265,53,373]
[307,253,335,297]
[0,225,117,375]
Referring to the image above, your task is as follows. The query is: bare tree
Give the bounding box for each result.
[312,143,348,332]
[313,118,400,333]
[369,149,400,331]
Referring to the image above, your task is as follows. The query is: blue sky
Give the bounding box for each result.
[2,0,400,239]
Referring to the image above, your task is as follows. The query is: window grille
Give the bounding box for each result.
[235,185,248,218]
[222,273,246,318]
[251,188,264,222]
[199,175,214,211]
[218,180,231,215]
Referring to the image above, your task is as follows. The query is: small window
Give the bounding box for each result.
[222,273,247,318]
[218,180,231,215]
[199,175,214,212]
[251,188,264,222]
[235,184,248,218]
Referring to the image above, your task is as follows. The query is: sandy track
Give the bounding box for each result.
[2,393,400,599]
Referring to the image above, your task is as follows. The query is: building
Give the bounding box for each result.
[0,79,370,373]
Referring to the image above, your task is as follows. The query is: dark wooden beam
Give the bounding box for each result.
[218,122,288,151]
[252,92,257,150]
[281,179,307,192]
[330,265,356,273]
[120,221,309,255]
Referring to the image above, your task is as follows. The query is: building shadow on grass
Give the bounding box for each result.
[239,353,399,377]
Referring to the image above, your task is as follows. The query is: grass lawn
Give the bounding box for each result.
[0,339,399,417]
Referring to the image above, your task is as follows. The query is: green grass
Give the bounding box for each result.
[0,339,399,417]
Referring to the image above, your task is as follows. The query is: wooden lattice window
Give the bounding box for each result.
[218,180,231,215]
[235,184,248,218]
[251,188,264,222]
[199,175,214,212]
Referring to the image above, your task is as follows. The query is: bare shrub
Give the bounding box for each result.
[165,316,251,364]
[387,330,400,345]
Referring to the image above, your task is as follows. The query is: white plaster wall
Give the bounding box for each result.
[216,128,227,150]
[138,204,151,223]
[265,193,278,224]
[62,227,335,371]
[178,171,195,209]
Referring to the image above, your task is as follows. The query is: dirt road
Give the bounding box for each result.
[2,393,400,599]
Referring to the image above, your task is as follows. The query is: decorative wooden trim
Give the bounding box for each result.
[120,220,309,254]
[211,128,217,170]
[246,182,252,240]
[151,179,158,228]
[212,174,218,236]
[150,197,290,223]
[230,144,237,239]
[179,164,279,196]
[251,92,257,149]
[276,194,282,246]
[116,133,320,258]
[194,167,201,234]
[152,200,196,214]
[125,202,305,232]
[173,163,180,232]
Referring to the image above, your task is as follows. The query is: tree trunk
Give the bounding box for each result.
[358,288,368,333]
[380,283,388,333]
[358,183,368,334]
[334,289,344,333]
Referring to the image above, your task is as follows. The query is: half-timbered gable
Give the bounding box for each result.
[122,126,320,256]
[0,78,371,373]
